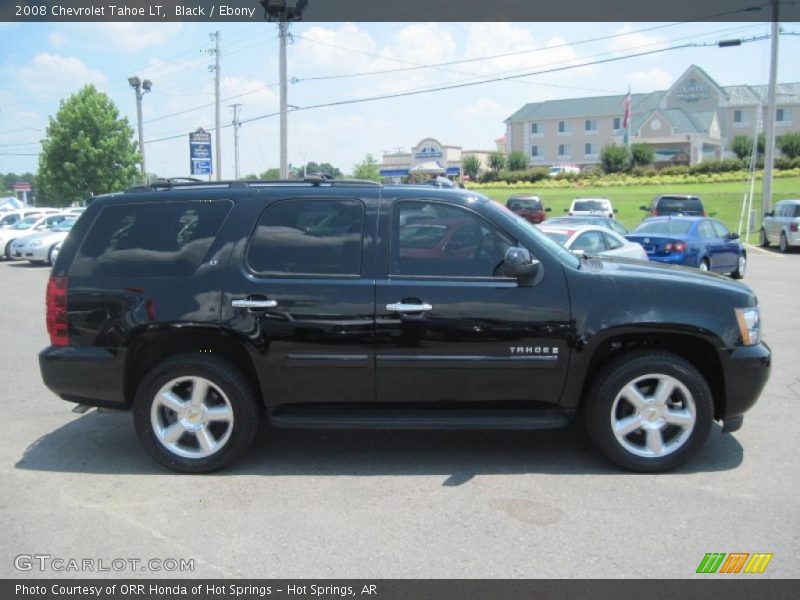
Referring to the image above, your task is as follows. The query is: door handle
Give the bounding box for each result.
[232,298,278,309]
[386,302,433,313]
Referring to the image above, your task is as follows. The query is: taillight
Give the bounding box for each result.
[791,223,798,233]
[664,241,687,253]
[46,276,69,346]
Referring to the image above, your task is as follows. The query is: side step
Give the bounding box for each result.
[268,406,571,430]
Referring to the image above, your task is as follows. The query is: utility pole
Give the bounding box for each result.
[279,17,288,179]
[762,0,780,214]
[230,104,242,180]
[128,76,152,182]
[210,31,222,181]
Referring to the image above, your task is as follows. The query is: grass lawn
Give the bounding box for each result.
[472,177,800,233]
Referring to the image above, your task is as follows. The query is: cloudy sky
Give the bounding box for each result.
[1,20,799,178]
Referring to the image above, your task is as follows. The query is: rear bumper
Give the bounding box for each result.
[719,342,771,422]
[646,253,690,266]
[39,346,128,409]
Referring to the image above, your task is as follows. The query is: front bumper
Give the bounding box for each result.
[719,342,771,423]
[39,346,128,409]
[11,243,48,261]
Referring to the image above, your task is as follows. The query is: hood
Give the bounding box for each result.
[12,230,68,247]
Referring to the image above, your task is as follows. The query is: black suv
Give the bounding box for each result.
[641,194,706,218]
[40,179,770,473]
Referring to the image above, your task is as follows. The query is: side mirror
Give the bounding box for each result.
[639,205,649,211]
[563,208,569,213]
[572,249,586,258]
[545,207,552,212]
[765,211,774,218]
[613,208,619,214]
[728,232,740,240]
[503,246,540,285]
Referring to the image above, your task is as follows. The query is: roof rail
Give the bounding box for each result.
[124,177,381,192]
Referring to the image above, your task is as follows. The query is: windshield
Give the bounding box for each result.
[12,216,38,230]
[52,219,77,232]
[633,220,693,236]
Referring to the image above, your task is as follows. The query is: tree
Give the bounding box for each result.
[600,144,630,173]
[488,151,505,172]
[507,150,529,171]
[351,153,381,182]
[730,134,767,160]
[630,143,654,167]
[259,168,281,180]
[779,132,800,159]
[304,161,342,178]
[38,85,140,206]
[461,155,481,180]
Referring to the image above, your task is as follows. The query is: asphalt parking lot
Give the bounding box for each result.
[0,249,798,579]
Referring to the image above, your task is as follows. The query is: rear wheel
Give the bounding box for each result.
[779,232,789,253]
[3,241,12,260]
[585,351,713,472]
[731,253,746,279]
[133,354,259,473]
[759,228,769,247]
[47,244,58,266]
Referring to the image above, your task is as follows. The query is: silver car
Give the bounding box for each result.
[760,199,800,252]
[0,213,69,260]
[10,218,77,265]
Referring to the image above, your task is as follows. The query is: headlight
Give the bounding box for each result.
[29,239,43,247]
[735,307,760,346]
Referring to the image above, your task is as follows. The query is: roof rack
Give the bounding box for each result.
[124,176,380,193]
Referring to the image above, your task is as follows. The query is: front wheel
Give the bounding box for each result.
[133,354,260,473]
[585,351,713,472]
[779,232,789,253]
[731,253,746,279]
[759,228,769,247]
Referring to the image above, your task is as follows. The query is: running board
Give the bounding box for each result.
[268,407,571,430]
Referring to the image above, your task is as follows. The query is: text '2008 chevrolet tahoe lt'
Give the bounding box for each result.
[39,178,770,473]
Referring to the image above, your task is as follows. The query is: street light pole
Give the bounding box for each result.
[279,16,288,179]
[230,104,242,180]
[128,76,152,182]
[762,0,780,215]
[211,31,222,181]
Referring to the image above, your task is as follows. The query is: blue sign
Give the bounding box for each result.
[189,128,212,176]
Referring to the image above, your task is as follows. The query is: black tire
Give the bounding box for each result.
[584,351,713,473]
[133,354,260,473]
[731,252,746,280]
[47,244,57,266]
[3,240,12,260]
[759,228,769,247]
[779,232,789,253]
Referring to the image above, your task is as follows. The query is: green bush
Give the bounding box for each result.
[779,132,800,159]
[600,144,631,173]
[630,143,654,167]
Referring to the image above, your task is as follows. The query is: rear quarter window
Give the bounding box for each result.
[70,199,232,278]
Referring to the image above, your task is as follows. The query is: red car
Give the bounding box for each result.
[506,195,550,224]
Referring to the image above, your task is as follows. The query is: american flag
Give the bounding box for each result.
[622,87,632,146]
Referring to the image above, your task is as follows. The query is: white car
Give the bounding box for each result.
[548,164,580,177]
[760,198,800,252]
[0,208,60,229]
[566,197,617,219]
[0,213,69,259]
[10,217,77,264]
[540,224,648,261]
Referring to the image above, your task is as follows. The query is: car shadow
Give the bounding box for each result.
[15,411,743,481]
[4,261,48,268]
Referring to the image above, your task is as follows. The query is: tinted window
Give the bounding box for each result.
[603,232,624,250]
[794,205,800,218]
[0,214,18,226]
[248,199,364,276]
[634,221,693,236]
[655,196,704,215]
[571,231,606,252]
[698,221,717,240]
[711,221,730,238]
[392,201,513,278]
[71,200,232,278]
[507,198,541,211]
[573,200,607,212]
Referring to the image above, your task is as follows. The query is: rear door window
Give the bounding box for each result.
[656,196,703,215]
[247,198,364,276]
[71,199,232,278]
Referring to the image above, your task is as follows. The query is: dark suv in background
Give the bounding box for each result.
[641,194,706,218]
[39,179,770,473]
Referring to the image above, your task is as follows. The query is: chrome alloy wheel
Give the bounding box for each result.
[698,260,709,272]
[151,376,234,459]
[610,374,696,458]
[737,254,746,276]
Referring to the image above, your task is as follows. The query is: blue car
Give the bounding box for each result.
[626,217,746,279]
